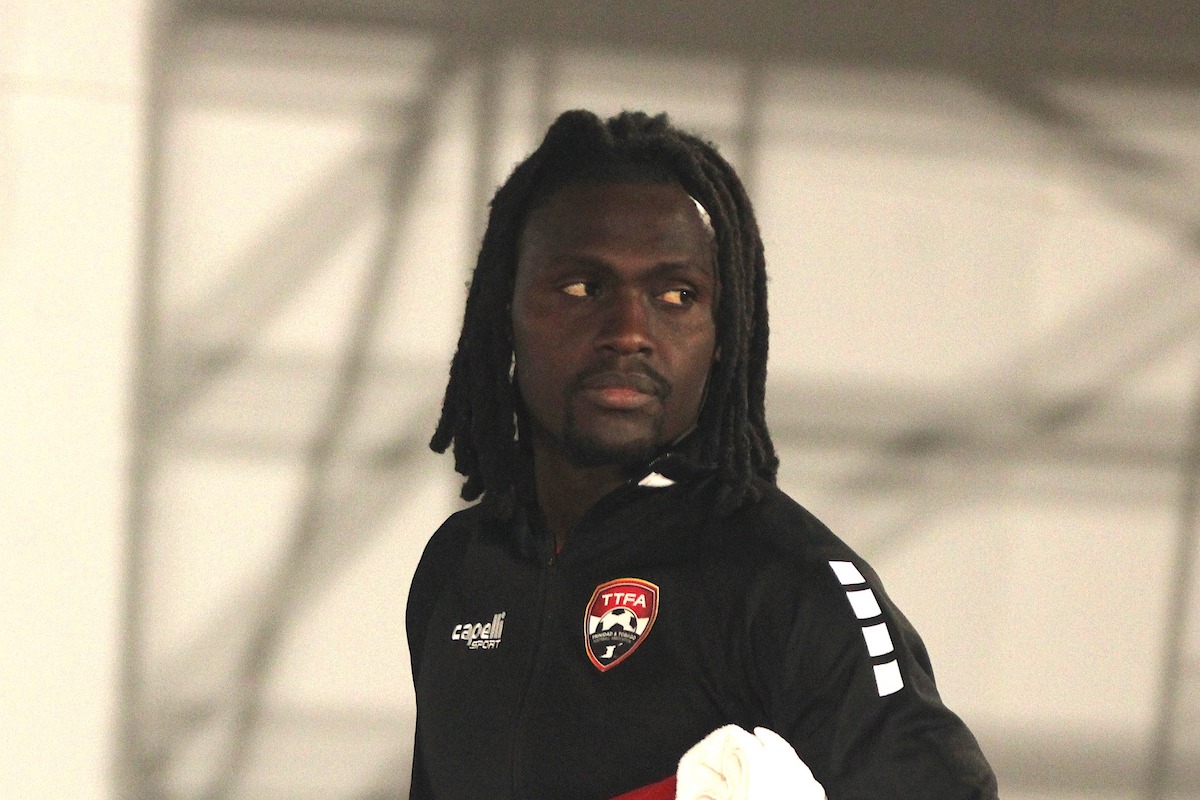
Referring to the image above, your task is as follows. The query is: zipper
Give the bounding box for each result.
[506,493,607,795]
[509,553,556,796]
[507,474,663,794]
[554,480,642,562]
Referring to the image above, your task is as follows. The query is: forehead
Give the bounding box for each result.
[517,180,715,262]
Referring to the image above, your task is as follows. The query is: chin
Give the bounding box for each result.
[560,433,660,470]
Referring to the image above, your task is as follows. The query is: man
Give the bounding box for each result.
[407,109,998,799]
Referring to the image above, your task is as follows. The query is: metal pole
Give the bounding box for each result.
[1144,362,1200,799]
[116,0,182,796]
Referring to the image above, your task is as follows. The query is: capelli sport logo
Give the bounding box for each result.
[451,612,506,650]
[585,578,659,671]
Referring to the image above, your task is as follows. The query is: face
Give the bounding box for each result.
[511,180,718,469]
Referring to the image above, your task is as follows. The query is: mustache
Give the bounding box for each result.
[567,362,673,400]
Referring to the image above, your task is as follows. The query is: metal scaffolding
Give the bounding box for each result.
[122,2,1200,797]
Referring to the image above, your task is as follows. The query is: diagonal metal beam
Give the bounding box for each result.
[135,407,439,785]
[808,72,1200,558]
[159,147,391,418]
[973,70,1200,246]
[1018,260,1200,428]
[178,48,462,800]
[155,16,449,421]
[805,255,1200,560]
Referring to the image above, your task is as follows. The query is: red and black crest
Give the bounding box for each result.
[584,578,659,671]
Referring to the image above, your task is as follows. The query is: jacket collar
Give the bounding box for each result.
[505,449,720,563]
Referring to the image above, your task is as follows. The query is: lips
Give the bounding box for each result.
[581,372,661,394]
[576,370,667,411]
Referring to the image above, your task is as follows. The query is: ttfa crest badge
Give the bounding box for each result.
[584,578,659,671]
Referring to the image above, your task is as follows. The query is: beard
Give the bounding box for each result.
[554,362,674,468]
[516,360,679,470]
[557,407,666,469]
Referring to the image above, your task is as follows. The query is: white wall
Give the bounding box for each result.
[0,1,147,797]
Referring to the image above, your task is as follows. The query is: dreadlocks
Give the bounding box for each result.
[430,109,777,518]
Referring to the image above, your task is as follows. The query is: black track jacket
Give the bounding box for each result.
[406,457,998,799]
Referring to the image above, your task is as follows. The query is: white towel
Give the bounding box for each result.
[675,725,826,800]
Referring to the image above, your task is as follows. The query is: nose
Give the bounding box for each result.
[595,289,653,355]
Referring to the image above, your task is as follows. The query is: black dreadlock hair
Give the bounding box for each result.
[430,109,778,518]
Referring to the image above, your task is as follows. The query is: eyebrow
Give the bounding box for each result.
[548,254,715,278]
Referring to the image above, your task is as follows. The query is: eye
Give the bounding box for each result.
[561,281,599,298]
[660,287,696,306]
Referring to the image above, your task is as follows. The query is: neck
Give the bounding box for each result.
[529,442,631,551]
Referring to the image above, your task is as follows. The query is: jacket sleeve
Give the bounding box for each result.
[406,514,474,678]
[407,717,435,800]
[755,556,998,800]
[405,514,475,800]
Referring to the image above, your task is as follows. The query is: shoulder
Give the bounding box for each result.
[689,482,998,795]
[406,505,487,642]
[424,503,488,552]
[700,481,909,659]
[710,480,868,585]
[410,504,488,591]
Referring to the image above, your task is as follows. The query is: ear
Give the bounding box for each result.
[712,345,721,362]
